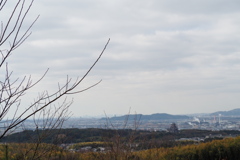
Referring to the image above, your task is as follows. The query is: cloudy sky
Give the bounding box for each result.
[3,0,240,117]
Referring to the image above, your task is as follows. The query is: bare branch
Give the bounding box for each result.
[0,0,110,144]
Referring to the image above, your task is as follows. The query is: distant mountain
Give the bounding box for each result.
[103,113,189,121]
[210,108,240,116]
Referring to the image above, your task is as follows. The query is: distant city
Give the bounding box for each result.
[4,108,239,133]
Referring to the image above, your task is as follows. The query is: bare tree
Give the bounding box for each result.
[103,110,142,160]
[0,0,110,139]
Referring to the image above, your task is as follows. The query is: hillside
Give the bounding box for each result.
[104,113,189,121]
[210,108,240,116]
[1,128,240,144]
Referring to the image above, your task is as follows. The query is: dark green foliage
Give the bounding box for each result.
[1,128,240,159]
[1,128,240,148]
[0,128,139,144]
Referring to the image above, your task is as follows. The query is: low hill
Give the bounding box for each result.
[104,113,189,121]
[1,128,240,144]
[210,108,240,116]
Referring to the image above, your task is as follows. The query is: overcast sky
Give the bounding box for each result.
[4,0,240,117]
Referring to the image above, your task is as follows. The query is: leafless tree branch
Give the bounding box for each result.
[0,0,110,141]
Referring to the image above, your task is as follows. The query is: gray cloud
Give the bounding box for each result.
[5,0,240,116]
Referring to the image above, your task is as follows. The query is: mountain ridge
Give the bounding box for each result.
[102,108,240,120]
[210,108,240,116]
[103,113,190,121]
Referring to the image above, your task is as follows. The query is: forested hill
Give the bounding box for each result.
[1,128,240,144]
[104,113,189,121]
[210,108,240,116]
